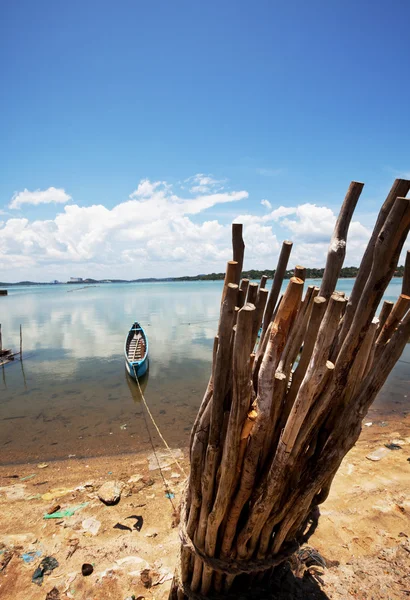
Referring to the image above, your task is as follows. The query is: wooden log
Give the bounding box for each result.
[203,304,255,591]
[278,285,318,377]
[294,265,306,281]
[402,250,410,295]
[335,196,410,369]
[232,224,245,285]
[189,336,218,454]
[239,278,249,296]
[259,275,268,289]
[238,279,249,309]
[319,181,364,299]
[363,319,380,378]
[260,370,288,468]
[281,294,346,452]
[260,240,293,342]
[286,296,327,409]
[221,278,303,560]
[375,293,410,351]
[235,294,345,558]
[251,288,269,348]
[345,317,379,399]
[221,261,238,303]
[335,179,410,353]
[193,283,238,578]
[313,196,410,448]
[246,282,258,306]
[378,300,394,330]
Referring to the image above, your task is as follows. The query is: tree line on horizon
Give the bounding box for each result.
[174,264,406,282]
[1,264,406,286]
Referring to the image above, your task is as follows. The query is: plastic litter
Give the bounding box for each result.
[43,502,89,519]
[82,517,101,536]
[366,447,390,461]
[32,556,59,585]
[37,463,49,469]
[165,492,175,500]
[20,474,36,481]
[41,488,72,501]
[21,550,42,564]
[385,443,402,450]
[46,587,60,600]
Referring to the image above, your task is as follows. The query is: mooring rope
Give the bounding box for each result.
[133,366,188,478]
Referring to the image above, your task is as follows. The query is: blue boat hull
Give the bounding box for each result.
[124,322,149,380]
[126,356,149,379]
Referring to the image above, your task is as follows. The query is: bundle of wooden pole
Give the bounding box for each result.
[169,179,410,599]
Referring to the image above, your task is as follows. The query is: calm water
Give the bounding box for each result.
[0,279,408,465]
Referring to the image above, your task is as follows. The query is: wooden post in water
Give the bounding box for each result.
[0,324,2,353]
[169,179,410,599]
[20,324,22,358]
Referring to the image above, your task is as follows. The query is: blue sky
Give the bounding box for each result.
[0,0,409,281]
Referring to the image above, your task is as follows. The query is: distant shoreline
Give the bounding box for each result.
[0,265,406,287]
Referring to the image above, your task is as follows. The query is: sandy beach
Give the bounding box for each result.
[1,410,409,600]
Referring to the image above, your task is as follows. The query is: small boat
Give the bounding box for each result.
[124,322,149,379]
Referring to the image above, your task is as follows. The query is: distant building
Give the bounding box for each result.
[69,277,83,283]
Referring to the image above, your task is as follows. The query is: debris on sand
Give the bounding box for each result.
[45,587,60,600]
[0,550,14,572]
[41,488,72,501]
[366,447,390,461]
[98,481,123,505]
[32,556,59,586]
[43,502,89,519]
[81,563,93,576]
[385,442,402,450]
[82,517,101,536]
[66,538,79,559]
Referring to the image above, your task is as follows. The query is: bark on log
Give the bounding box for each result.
[260,240,293,342]
[259,275,268,289]
[232,224,245,285]
[294,265,306,281]
[402,250,410,296]
[222,262,239,303]
[319,181,364,299]
[171,184,410,600]
[378,300,394,330]
[335,179,410,353]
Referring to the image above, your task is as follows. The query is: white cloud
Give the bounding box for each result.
[261,199,272,210]
[9,187,72,210]
[1,178,389,282]
[185,173,226,194]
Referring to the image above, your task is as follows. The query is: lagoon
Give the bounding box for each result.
[0,279,408,464]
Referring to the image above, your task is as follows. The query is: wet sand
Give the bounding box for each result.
[1,410,409,600]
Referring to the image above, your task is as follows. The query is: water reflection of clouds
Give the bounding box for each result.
[2,279,405,377]
[2,283,222,374]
